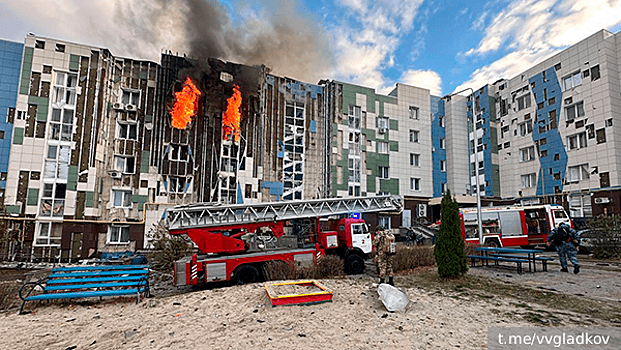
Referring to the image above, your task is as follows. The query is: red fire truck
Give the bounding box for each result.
[165,195,403,286]
[460,204,572,247]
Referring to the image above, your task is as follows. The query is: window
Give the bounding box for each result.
[121,89,140,107]
[569,194,592,218]
[567,164,590,182]
[348,158,361,183]
[118,122,138,140]
[169,144,189,161]
[34,222,61,247]
[520,173,536,188]
[440,160,446,172]
[596,128,606,144]
[409,130,419,143]
[410,153,420,167]
[439,116,444,127]
[519,146,535,162]
[379,166,389,179]
[564,101,584,121]
[108,225,130,244]
[378,117,389,130]
[567,132,587,150]
[114,156,135,174]
[563,71,582,90]
[39,183,66,217]
[348,105,361,129]
[439,138,445,149]
[590,65,600,81]
[410,178,420,191]
[518,121,532,136]
[169,176,187,193]
[409,106,419,119]
[377,141,389,154]
[55,43,65,52]
[378,216,390,229]
[441,182,447,194]
[53,72,77,106]
[49,108,74,141]
[516,94,531,111]
[606,118,613,127]
[44,145,70,179]
[35,40,45,49]
[112,190,132,207]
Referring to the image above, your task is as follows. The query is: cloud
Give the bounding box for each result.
[399,69,442,95]
[331,0,425,89]
[456,0,621,92]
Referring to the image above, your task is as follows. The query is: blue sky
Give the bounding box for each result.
[2,0,621,96]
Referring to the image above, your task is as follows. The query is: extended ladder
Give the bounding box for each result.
[165,195,403,231]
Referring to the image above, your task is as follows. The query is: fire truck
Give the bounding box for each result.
[164,195,403,286]
[460,204,572,247]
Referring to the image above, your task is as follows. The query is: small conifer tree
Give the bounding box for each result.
[434,190,468,278]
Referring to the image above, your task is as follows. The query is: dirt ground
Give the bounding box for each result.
[1,256,620,350]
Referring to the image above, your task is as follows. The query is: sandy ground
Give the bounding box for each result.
[2,273,614,350]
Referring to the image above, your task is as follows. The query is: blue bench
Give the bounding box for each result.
[489,254,554,272]
[19,264,150,314]
[467,255,528,274]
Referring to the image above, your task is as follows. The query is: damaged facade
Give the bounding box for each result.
[1,29,621,260]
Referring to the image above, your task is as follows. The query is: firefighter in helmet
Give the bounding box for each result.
[373,225,396,286]
[546,223,580,273]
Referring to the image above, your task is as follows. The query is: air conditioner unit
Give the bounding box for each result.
[417,203,427,218]
[125,104,136,111]
[594,197,610,204]
[378,127,387,134]
[108,171,121,179]
[113,102,123,110]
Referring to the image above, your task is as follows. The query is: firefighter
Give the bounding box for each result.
[546,223,580,273]
[373,226,396,286]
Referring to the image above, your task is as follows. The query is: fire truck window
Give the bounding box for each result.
[553,210,567,219]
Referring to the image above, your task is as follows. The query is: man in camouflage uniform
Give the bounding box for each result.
[373,226,396,286]
[547,223,580,274]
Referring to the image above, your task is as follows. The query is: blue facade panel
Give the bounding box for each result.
[431,96,446,197]
[0,40,23,190]
[467,86,496,196]
[529,68,567,195]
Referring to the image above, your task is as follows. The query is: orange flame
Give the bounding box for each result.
[170,77,202,129]
[223,85,241,142]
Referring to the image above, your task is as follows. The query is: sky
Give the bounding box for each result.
[1,0,621,97]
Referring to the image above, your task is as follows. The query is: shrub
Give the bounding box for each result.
[146,221,192,272]
[587,215,621,259]
[434,190,468,278]
[393,245,436,272]
[262,255,345,281]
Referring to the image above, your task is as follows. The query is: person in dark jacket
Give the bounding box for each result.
[546,223,580,273]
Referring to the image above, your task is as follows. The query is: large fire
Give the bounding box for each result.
[170,77,202,129]
[222,85,241,142]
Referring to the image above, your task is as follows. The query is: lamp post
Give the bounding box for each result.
[444,88,483,244]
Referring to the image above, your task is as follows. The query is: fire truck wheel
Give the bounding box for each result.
[484,239,500,248]
[232,265,260,285]
[345,254,365,275]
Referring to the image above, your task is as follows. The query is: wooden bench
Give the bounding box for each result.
[19,264,150,314]
[489,254,555,272]
[467,255,528,274]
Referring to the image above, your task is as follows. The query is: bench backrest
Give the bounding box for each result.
[45,265,149,291]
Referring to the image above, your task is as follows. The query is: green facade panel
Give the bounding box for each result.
[379,179,399,194]
[69,55,80,72]
[67,165,79,191]
[132,194,148,206]
[27,188,39,206]
[390,141,399,152]
[20,47,34,95]
[13,127,24,144]
[490,126,498,154]
[492,164,501,196]
[389,119,398,130]
[141,151,150,172]
[6,205,20,214]
[85,191,94,208]
[366,175,376,193]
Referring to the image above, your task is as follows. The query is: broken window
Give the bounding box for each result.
[518,121,532,136]
[34,222,62,247]
[49,108,73,141]
[39,183,66,218]
[564,101,584,122]
[44,145,70,179]
[121,89,141,108]
[169,144,189,162]
[43,65,52,74]
[118,122,138,140]
[168,176,187,193]
[53,72,77,106]
[519,146,535,162]
[409,130,419,143]
[409,106,419,119]
[114,156,135,174]
[520,173,536,188]
[35,40,45,49]
[112,190,132,207]
[55,43,65,52]
[567,164,589,182]
[567,132,587,150]
[590,65,600,81]
[600,172,610,188]
[606,118,613,127]
[596,128,606,144]
[516,94,531,111]
[549,110,557,129]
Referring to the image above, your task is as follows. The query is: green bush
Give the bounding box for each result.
[146,221,192,272]
[434,190,468,278]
